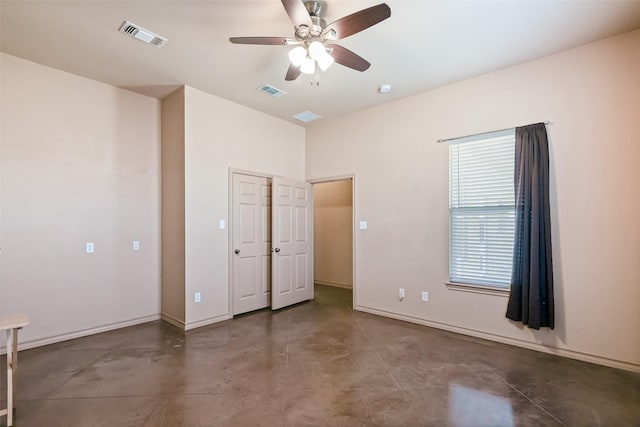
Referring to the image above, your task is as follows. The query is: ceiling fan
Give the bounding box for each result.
[229,0,391,81]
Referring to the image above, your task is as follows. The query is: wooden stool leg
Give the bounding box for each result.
[6,328,14,426]
[12,329,19,407]
[0,315,28,427]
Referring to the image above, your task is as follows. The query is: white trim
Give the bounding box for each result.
[310,182,315,301]
[315,280,352,289]
[309,174,355,184]
[0,314,161,354]
[228,169,235,317]
[184,314,231,331]
[355,305,640,373]
[446,282,510,297]
[228,167,278,180]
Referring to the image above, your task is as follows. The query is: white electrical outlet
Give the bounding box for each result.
[421,291,429,302]
[219,219,225,230]
[85,242,94,254]
[399,288,405,300]
[194,292,201,303]
[133,240,140,251]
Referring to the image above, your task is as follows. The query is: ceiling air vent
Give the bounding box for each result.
[258,84,286,98]
[119,21,167,47]
[293,111,322,123]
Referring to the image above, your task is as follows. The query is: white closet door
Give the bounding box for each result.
[232,173,271,315]
[271,177,313,310]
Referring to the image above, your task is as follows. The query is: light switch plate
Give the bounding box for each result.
[85,242,94,254]
[195,292,201,303]
[359,221,368,230]
[219,219,225,230]
[133,240,140,251]
[421,291,429,302]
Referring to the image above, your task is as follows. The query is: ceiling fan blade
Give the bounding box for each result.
[229,37,291,45]
[281,0,313,28]
[328,44,370,72]
[325,3,391,40]
[285,64,302,81]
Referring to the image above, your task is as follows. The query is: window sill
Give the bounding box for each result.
[445,282,510,297]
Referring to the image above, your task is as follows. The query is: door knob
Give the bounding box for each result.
[235,249,240,254]
[274,248,281,253]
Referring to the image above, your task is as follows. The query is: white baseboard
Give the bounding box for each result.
[184,313,231,331]
[315,280,352,290]
[160,313,185,329]
[161,313,231,331]
[2,312,233,353]
[1,314,161,354]
[0,311,234,354]
[355,305,640,374]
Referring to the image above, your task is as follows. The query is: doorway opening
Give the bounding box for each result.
[311,177,355,308]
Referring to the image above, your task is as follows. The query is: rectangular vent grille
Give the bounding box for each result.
[258,84,286,98]
[293,111,322,123]
[122,24,137,35]
[119,21,167,48]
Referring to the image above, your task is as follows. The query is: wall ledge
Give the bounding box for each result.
[355,305,640,373]
[445,281,509,297]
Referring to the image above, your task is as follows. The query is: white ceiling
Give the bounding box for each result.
[2,1,640,126]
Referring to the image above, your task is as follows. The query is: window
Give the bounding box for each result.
[448,130,515,289]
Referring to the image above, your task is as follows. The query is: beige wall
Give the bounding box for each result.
[0,54,304,344]
[161,88,186,325]
[313,180,353,288]
[0,53,161,347]
[306,30,640,371]
[181,86,305,328]
[3,29,638,372]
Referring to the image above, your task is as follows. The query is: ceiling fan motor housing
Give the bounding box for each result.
[296,1,327,40]
[304,1,322,17]
[295,17,326,40]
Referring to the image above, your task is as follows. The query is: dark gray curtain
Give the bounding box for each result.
[506,123,554,329]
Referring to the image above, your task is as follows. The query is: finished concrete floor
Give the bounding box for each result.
[2,284,639,426]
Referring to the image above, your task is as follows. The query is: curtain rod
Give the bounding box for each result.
[437,121,551,144]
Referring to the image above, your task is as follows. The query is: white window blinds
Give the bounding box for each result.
[448,130,515,288]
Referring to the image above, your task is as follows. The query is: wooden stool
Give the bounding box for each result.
[0,314,29,427]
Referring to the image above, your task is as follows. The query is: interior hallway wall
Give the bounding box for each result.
[163,85,306,329]
[305,30,640,371]
[1,53,161,348]
[313,180,353,289]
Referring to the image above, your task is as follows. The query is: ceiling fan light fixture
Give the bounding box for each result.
[288,46,306,67]
[317,51,334,71]
[300,56,316,75]
[308,40,333,71]
[308,41,325,60]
